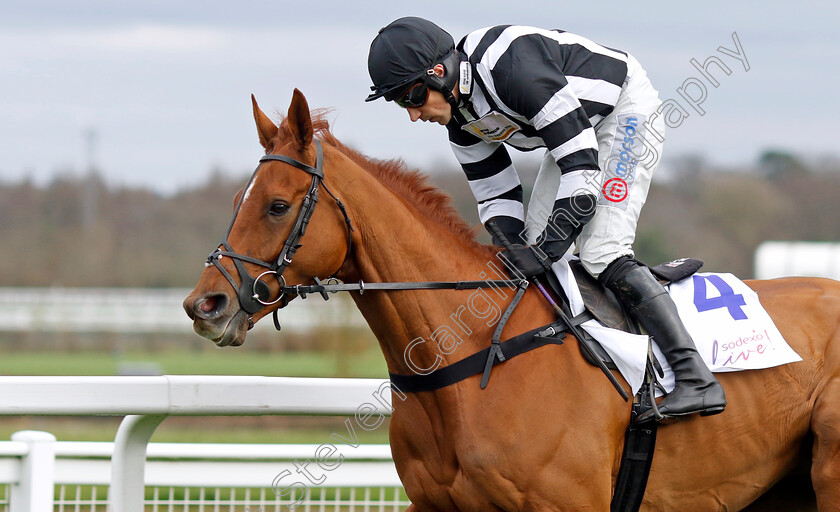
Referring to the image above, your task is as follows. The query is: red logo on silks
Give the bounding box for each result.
[602,178,628,202]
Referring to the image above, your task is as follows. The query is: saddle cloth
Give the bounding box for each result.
[550,256,803,396]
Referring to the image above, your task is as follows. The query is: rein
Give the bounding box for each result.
[204,138,625,398]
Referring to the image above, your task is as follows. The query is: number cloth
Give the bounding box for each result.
[551,258,802,395]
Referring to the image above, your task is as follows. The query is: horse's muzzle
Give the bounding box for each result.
[183,291,249,347]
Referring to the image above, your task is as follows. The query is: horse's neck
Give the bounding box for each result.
[334,170,512,375]
[327,157,572,480]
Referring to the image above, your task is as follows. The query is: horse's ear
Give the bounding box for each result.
[251,94,278,149]
[287,88,313,149]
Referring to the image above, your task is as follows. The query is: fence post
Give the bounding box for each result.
[108,414,167,512]
[9,430,56,512]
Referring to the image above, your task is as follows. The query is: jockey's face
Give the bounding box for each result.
[402,64,456,126]
[405,89,452,125]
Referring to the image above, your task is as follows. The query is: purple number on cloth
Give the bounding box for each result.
[692,274,748,320]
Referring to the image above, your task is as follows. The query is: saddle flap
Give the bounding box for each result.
[568,260,632,332]
[542,262,623,371]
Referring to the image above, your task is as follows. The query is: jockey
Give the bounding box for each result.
[365,17,726,423]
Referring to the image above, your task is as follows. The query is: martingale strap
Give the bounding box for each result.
[480,279,529,388]
[389,320,567,392]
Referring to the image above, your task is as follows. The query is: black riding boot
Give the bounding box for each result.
[602,261,727,423]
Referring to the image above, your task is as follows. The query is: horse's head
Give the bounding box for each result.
[184,89,352,346]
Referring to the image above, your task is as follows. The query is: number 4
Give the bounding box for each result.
[692,274,748,320]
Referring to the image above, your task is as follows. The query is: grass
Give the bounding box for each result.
[0,347,389,377]
[0,342,389,378]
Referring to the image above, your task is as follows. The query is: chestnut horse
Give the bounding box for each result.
[184,89,840,511]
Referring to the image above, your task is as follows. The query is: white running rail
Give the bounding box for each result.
[0,376,403,512]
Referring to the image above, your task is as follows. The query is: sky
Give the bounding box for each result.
[1,1,837,193]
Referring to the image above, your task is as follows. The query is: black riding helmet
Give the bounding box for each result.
[366,17,461,105]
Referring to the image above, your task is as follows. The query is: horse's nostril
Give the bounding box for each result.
[200,297,218,313]
[193,293,229,320]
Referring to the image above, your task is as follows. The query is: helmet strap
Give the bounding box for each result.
[442,88,467,126]
[424,51,468,125]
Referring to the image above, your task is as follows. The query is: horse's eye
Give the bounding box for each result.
[268,202,290,217]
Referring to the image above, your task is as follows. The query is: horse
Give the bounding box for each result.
[184,89,840,511]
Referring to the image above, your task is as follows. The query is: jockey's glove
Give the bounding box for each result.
[501,244,552,278]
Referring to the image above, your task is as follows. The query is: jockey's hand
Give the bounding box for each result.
[501,245,551,278]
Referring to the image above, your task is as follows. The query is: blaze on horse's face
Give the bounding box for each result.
[183,90,349,347]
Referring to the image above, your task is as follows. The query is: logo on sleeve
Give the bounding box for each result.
[602,178,628,202]
[598,114,646,210]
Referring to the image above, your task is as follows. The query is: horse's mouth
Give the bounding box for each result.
[195,309,251,348]
[212,330,245,348]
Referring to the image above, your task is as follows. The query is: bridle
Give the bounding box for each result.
[204,137,526,335]
[206,139,353,329]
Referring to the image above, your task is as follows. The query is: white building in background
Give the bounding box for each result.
[0,288,365,333]
[754,241,840,280]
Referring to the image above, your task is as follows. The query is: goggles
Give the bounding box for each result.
[395,82,430,109]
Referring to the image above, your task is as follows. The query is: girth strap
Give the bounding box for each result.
[389,320,567,392]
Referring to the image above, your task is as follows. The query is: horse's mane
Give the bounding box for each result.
[276,111,489,252]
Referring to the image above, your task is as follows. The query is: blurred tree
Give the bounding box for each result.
[759,149,809,182]
[2,149,839,286]
[667,153,705,200]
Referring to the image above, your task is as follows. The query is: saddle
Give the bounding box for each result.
[543,257,704,370]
